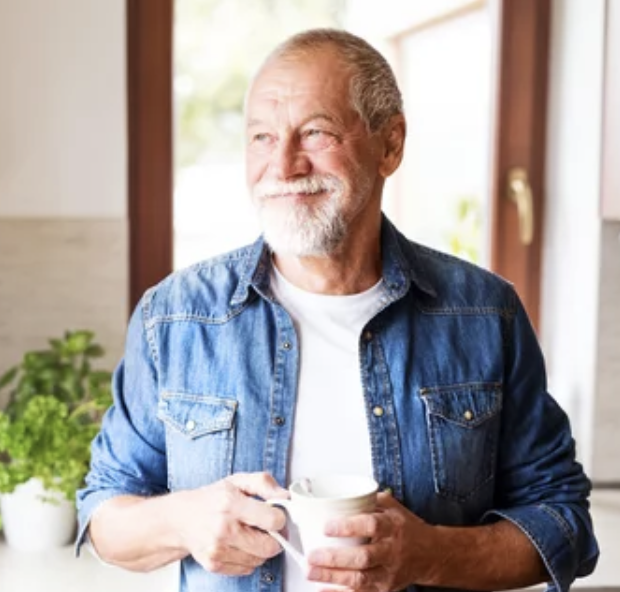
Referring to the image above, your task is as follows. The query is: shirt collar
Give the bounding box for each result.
[230,213,437,307]
[379,213,437,300]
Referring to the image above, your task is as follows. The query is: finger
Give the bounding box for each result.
[324,511,391,539]
[307,564,384,591]
[194,543,265,570]
[210,516,283,559]
[201,500,284,561]
[231,524,284,559]
[233,495,288,532]
[194,553,257,577]
[193,530,282,575]
[307,542,389,570]
[376,491,400,508]
[214,478,287,532]
[226,471,289,501]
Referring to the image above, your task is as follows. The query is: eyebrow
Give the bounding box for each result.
[246,118,265,128]
[300,112,343,127]
[246,112,343,129]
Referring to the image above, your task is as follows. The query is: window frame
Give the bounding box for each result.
[127,0,174,310]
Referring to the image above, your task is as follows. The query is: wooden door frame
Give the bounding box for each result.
[490,0,551,331]
[127,0,174,311]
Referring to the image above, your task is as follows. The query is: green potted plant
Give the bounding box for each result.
[0,330,113,551]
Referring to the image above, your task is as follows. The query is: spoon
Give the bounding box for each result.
[299,477,314,497]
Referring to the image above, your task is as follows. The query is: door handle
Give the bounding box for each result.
[507,167,534,245]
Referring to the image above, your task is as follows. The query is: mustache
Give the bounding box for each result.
[252,175,343,200]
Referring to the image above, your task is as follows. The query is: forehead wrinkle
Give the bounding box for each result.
[247,111,341,130]
[299,112,344,127]
[246,58,357,130]
[247,84,350,124]
[246,90,293,125]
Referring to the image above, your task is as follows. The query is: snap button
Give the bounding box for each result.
[282,341,292,350]
[185,419,196,432]
[372,406,384,417]
[363,330,373,341]
[262,571,275,583]
[274,416,285,426]
[463,410,473,421]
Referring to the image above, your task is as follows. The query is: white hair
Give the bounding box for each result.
[251,28,404,133]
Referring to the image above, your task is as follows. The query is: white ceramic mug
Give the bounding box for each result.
[266,474,378,571]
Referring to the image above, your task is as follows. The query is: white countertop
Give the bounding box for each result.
[0,539,178,592]
[0,490,618,592]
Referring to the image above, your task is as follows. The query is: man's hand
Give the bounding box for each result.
[305,492,549,592]
[305,492,434,592]
[175,472,289,576]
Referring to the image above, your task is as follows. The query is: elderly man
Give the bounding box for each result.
[77,29,598,592]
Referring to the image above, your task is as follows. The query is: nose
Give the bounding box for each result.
[270,137,311,180]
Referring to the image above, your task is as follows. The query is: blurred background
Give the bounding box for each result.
[0,0,618,590]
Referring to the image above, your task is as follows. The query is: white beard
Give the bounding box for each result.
[252,175,347,257]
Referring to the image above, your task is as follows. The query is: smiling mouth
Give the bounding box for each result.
[264,189,329,200]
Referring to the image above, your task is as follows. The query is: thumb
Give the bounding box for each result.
[225,472,289,532]
[376,490,401,509]
[226,471,289,501]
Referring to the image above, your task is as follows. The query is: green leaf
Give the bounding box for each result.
[0,329,112,500]
[65,331,94,355]
[49,338,64,352]
[0,366,18,389]
[24,351,56,370]
[85,344,104,358]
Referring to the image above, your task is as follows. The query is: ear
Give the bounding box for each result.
[377,115,406,178]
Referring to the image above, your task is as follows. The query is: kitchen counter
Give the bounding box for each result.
[0,489,618,591]
[0,539,178,592]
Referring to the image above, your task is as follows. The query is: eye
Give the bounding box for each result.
[252,132,272,143]
[304,129,325,138]
[300,128,337,150]
[248,132,276,152]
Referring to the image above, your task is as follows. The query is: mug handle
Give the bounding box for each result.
[265,498,308,571]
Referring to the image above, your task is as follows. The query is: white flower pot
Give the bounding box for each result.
[0,477,76,551]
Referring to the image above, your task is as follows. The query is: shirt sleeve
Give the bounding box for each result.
[482,289,599,592]
[75,293,168,555]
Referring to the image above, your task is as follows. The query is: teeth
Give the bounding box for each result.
[254,176,340,200]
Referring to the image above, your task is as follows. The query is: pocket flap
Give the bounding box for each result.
[420,383,502,428]
[158,392,237,438]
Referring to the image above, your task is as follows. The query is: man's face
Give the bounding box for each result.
[245,49,384,257]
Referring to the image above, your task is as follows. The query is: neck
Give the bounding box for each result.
[272,217,382,295]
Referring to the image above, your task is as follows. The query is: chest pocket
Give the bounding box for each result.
[420,382,502,502]
[158,392,237,490]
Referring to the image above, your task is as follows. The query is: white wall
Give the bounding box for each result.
[0,0,126,218]
[540,0,606,473]
[0,1,128,372]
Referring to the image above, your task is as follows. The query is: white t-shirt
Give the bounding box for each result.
[270,266,384,592]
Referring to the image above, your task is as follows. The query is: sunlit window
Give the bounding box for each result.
[173,0,494,269]
[393,7,493,265]
[173,0,346,269]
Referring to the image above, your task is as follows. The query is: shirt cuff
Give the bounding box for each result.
[483,504,596,592]
[82,531,116,567]
[74,490,127,558]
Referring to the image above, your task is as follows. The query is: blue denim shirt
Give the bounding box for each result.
[77,215,598,592]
